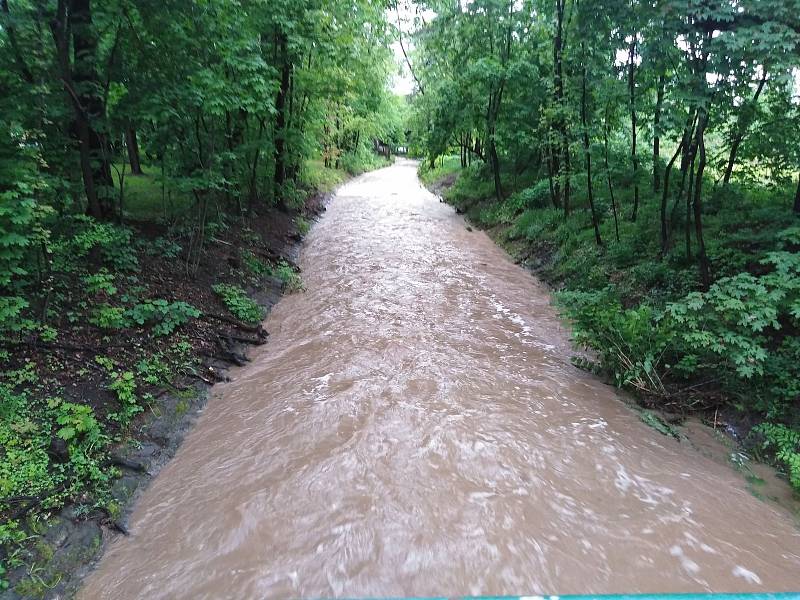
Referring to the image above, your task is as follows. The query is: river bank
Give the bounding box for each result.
[0,157,392,598]
[421,161,800,522]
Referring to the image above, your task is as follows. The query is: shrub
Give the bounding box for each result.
[125,300,200,336]
[272,261,303,292]
[755,423,800,491]
[90,304,128,329]
[295,216,311,236]
[517,179,552,209]
[212,283,263,324]
[557,288,670,395]
[242,250,269,277]
[52,216,138,272]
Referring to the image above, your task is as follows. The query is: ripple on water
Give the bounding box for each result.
[80,160,800,599]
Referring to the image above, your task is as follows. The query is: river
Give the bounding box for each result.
[80,160,800,598]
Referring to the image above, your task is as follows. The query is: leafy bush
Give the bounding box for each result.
[0,127,52,334]
[0,384,110,554]
[82,270,118,295]
[89,304,128,329]
[339,148,391,176]
[512,207,565,242]
[295,216,311,236]
[212,283,263,324]
[52,216,138,272]
[125,300,200,336]
[667,249,800,383]
[242,250,269,277]
[517,179,552,209]
[272,261,303,292]
[755,423,800,490]
[557,288,670,395]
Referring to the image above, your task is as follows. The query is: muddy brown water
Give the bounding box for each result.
[81,160,800,598]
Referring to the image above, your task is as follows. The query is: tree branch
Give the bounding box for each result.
[394,0,424,95]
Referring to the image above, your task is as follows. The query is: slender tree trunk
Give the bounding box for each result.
[488,134,503,202]
[334,112,341,169]
[562,129,571,216]
[68,0,113,218]
[660,139,684,256]
[603,114,619,243]
[794,173,800,215]
[722,70,768,185]
[653,72,665,192]
[552,0,568,212]
[486,78,504,203]
[675,112,698,211]
[546,138,558,208]
[248,119,265,212]
[273,31,290,206]
[580,46,601,246]
[628,39,639,221]
[126,127,143,175]
[685,156,695,260]
[693,122,710,289]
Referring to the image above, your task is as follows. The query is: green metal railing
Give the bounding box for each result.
[344,595,800,600]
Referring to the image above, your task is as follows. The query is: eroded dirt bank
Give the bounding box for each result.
[81,160,800,598]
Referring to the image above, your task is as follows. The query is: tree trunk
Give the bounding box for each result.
[685,156,695,261]
[693,120,710,289]
[628,39,639,221]
[68,0,113,218]
[488,135,503,202]
[675,112,698,214]
[793,172,800,215]
[653,72,665,192]
[722,70,768,185]
[248,119,265,212]
[552,0,568,212]
[660,138,684,256]
[603,113,619,243]
[126,128,143,175]
[580,46,601,246]
[273,31,290,207]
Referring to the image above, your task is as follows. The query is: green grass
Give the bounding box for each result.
[111,164,193,221]
[113,153,392,222]
[302,159,345,193]
[418,155,462,186]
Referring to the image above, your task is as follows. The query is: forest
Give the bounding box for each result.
[406,0,800,491]
[2,0,800,594]
[0,0,404,591]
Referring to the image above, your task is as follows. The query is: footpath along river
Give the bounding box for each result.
[80,159,800,598]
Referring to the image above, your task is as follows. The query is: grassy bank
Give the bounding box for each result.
[421,156,800,494]
[0,154,387,596]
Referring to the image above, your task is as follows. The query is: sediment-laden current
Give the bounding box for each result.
[81,160,800,598]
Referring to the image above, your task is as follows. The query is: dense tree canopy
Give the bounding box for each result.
[410,0,800,491]
[0,0,402,324]
[408,0,800,284]
[1,1,403,588]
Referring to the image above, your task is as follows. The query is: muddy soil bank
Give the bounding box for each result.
[1,191,329,599]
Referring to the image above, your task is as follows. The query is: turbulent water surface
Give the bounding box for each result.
[81,160,800,598]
